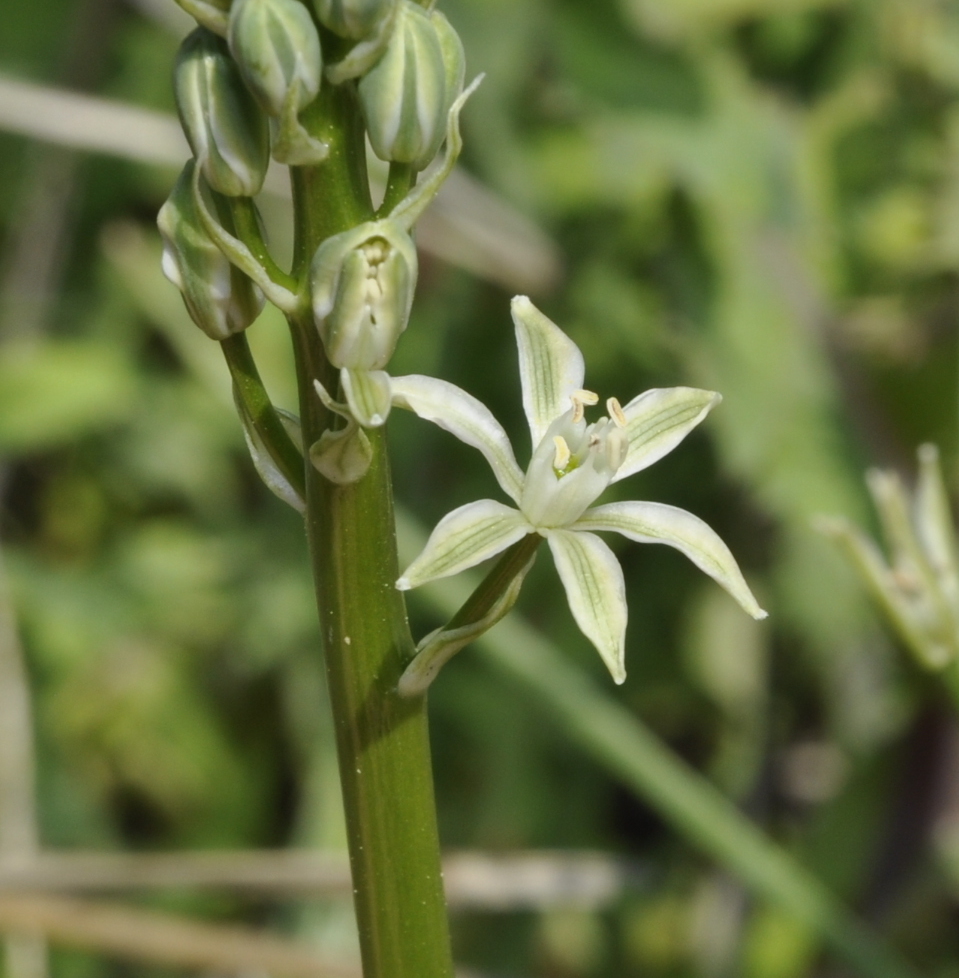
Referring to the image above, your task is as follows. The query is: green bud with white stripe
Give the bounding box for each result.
[175,28,270,196]
[158,160,265,340]
[358,0,464,170]
[311,220,417,371]
[313,0,394,39]
[227,0,329,163]
[228,0,322,116]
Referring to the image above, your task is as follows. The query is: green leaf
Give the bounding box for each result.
[0,341,137,451]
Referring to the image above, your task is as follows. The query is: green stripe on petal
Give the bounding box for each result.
[397,500,530,590]
[615,387,721,483]
[576,501,767,621]
[341,368,392,427]
[546,529,627,684]
[391,374,524,502]
[511,296,585,447]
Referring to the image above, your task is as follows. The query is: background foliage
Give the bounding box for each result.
[1,0,959,975]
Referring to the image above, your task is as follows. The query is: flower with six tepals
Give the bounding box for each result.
[393,296,767,684]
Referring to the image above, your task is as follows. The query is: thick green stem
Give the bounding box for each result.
[228,197,297,293]
[378,162,415,218]
[221,332,305,499]
[290,82,454,978]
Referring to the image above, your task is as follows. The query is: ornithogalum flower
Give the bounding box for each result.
[394,296,767,683]
[819,445,959,670]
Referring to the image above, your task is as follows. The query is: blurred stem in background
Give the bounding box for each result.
[0,544,46,978]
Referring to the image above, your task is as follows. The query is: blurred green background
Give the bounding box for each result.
[1,0,959,975]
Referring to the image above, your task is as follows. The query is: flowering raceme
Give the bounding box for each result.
[394,297,767,684]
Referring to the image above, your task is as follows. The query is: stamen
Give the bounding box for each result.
[607,397,627,428]
[570,389,599,423]
[553,435,571,472]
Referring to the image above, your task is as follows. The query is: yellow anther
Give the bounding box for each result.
[607,397,627,428]
[570,389,599,423]
[553,435,571,472]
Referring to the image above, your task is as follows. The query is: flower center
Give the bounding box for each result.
[551,392,628,479]
[520,390,630,528]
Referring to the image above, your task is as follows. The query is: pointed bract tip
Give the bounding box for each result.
[613,669,626,685]
[395,576,411,591]
[462,72,485,98]
[753,608,769,621]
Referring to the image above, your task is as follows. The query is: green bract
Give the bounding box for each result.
[311,220,417,372]
[174,0,232,36]
[358,0,464,170]
[313,0,394,39]
[228,0,322,117]
[175,28,270,197]
[158,161,265,341]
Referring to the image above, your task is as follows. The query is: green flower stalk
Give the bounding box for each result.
[175,28,270,197]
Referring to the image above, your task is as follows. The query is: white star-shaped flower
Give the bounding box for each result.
[393,296,767,683]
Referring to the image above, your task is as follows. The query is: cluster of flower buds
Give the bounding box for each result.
[161,0,474,486]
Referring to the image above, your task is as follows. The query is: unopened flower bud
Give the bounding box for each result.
[311,220,417,370]
[228,0,322,117]
[358,0,464,170]
[175,28,270,196]
[313,0,394,39]
[159,161,265,340]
